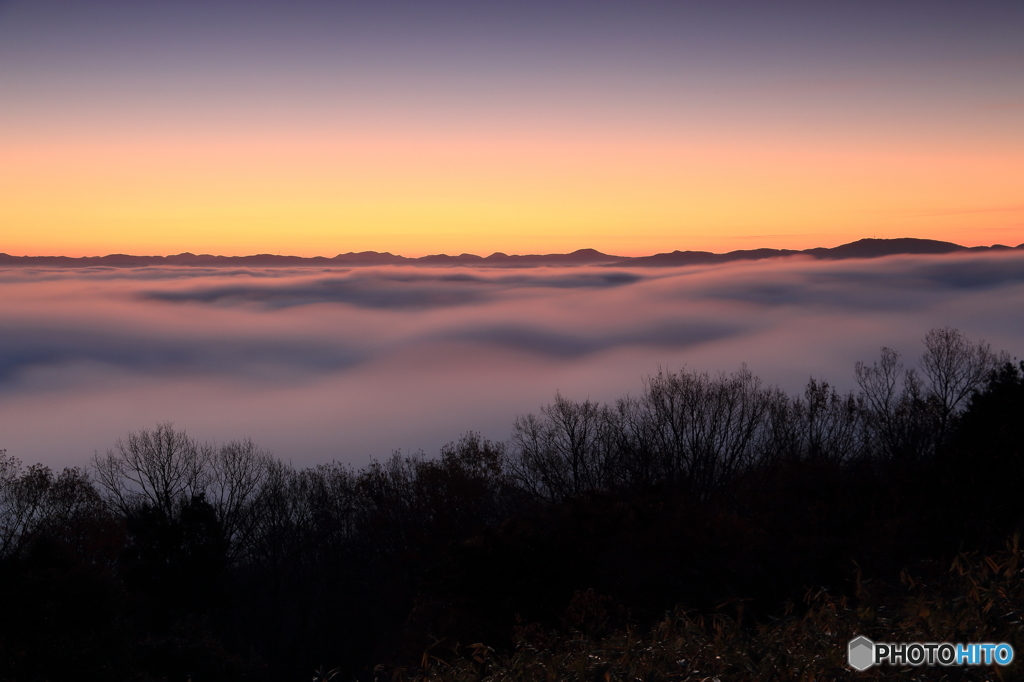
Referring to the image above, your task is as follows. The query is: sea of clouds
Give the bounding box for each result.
[2,251,1023,468]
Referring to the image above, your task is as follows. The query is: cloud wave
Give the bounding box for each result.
[140,269,645,310]
[3,251,1024,467]
[438,321,739,358]
[0,321,366,384]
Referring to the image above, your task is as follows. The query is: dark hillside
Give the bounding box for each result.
[1,329,1023,681]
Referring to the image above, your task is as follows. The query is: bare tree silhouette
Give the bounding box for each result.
[920,327,1002,441]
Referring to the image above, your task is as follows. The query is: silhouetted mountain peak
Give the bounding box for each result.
[1,238,1019,268]
[820,237,964,259]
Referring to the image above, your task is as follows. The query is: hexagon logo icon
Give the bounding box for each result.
[848,636,875,671]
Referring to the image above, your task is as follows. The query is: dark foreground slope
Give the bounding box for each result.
[1,332,1023,681]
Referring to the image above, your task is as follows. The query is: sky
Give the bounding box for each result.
[2,252,1024,468]
[1,0,1023,257]
[2,2,1024,467]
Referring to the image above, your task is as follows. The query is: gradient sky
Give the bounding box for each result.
[1,1,1023,257]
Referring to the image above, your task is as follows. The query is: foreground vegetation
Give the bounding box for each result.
[1,328,1023,681]
[384,538,1024,682]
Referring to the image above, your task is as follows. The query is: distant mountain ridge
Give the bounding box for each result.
[1,238,1021,268]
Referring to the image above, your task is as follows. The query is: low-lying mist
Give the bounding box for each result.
[1,250,1023,467]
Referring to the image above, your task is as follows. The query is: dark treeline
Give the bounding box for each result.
[2,328,1023,681]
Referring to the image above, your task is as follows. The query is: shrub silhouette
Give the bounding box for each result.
[1,327,1021,681]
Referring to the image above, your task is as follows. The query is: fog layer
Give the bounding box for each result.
[2,251,1022,467]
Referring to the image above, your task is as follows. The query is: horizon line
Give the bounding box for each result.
[4,236,1024,263]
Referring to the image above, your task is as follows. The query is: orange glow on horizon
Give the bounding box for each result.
[3,122,1022,258]
[3,2,1023,260]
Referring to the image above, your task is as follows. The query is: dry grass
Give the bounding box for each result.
[377,535,1024,682]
